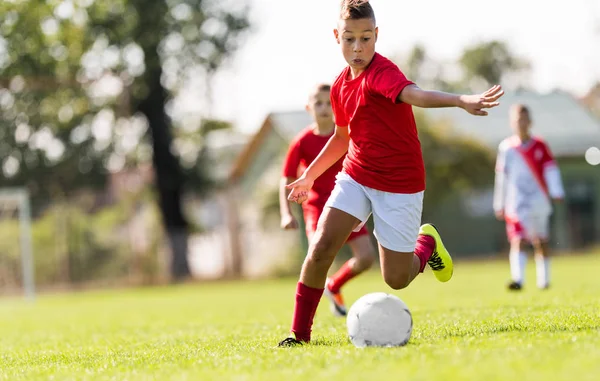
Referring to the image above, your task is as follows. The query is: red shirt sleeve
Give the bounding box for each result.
[368,65,414,103]
[282,138,302,178]
[331,85,348,127]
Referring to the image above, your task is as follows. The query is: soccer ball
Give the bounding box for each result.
[346,292,412,348]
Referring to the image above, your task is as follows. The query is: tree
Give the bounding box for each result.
[582,83,600,119]
[398,44,462,93]
[459,40,529,91]
[414,110,495,219]
[0,0,250,281]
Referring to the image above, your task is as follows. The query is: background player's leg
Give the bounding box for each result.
[532,214,552,289]
[324,232,375,317]
[290,207,359,342]
[328,233,375,294]
[508,238,528,289]
[533,239,551,289]
[506,217,528,290]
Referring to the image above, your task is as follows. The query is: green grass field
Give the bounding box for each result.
[1,253,598,381]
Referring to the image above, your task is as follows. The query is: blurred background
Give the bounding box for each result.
[0,0,599,297]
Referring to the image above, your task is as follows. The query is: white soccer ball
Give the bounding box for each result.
[346,292,412,348]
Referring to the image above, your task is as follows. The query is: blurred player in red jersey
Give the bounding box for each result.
[278,0,504,346]
[280,83,376,317]
[493,104,564,291]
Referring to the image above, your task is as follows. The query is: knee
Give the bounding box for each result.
[308,235,339,265]
[535,242,551,258]
[354,252,375,272]
[511,239,525,252]
[383,271,410,290]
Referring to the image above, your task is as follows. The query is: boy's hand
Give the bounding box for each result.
[495,210,505,221]
[459,85,504,116]
[286,175,314,204]
[281,214,299,230]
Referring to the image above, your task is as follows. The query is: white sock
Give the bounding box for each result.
[509,250,527,284]
[535,256,550,288]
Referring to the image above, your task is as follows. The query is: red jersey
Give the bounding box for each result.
[282,126,344,208]
[331,53,425,193]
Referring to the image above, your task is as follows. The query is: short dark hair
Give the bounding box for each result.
[512,103,531,119]
[340,0,376,23]
[315,83,331,93]
[308,83,331,101]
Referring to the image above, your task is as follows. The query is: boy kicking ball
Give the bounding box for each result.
[279,0,504,346]
[280,83,376,317]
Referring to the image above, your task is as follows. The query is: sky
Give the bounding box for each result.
[190,0,600,134]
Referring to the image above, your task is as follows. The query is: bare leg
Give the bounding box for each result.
[326,234,375,295]
[346,234,376,273]
[532,238,551,289]
[509,238,528,286]
[379,244,421,290]
[299,207,360,288]
[289,207,360,342]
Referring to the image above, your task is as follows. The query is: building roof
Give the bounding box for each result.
[270,111,312,141]
[424,89,600,156]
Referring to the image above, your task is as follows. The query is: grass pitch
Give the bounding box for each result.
[0,253,598,381]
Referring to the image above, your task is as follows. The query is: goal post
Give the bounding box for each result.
[0,188,35,300]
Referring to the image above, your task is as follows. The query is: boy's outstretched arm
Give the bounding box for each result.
[287,126,350,204]
[399,84,504,116]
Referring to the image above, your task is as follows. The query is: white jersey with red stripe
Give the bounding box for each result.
[493,136,564,220]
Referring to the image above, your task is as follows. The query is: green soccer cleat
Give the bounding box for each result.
[419,223,453,282]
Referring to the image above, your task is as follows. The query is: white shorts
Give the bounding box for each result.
[506,210,551,242]
[324,172,423,252]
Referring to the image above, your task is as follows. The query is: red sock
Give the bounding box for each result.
[291,282,324,342]
[327,261,357,293]
[414,234,435,272]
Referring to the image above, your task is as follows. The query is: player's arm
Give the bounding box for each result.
[493,145,507,220]
[287,126,349,203]
[399,84,504,116]
[304,126,349,181]
[279,176,299,229]
[541,145,565,202]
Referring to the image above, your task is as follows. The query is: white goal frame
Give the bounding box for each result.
[0,187,35,300]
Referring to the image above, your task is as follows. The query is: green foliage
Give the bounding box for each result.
[460,40,530,90]
[399,44,462,92]
[415,111,495,218]
[398,41,530,93]
[581,82,600,119]
[0,195,163,287]
[0,0,250,209]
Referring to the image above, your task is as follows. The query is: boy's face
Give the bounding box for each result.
[510,108,531,136]
[334,18,378,71]
[306,90,333,126]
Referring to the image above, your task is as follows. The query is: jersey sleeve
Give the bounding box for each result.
[541,142,565,199]
[368,65,414,103]
[282,138,302,178]
[493,142,508,212]
[330,85,348,127]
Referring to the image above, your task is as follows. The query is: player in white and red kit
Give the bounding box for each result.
[493,104,565,291]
